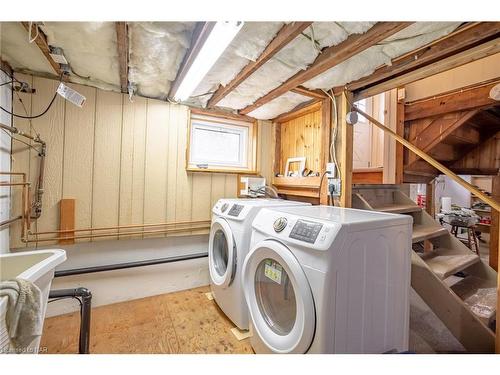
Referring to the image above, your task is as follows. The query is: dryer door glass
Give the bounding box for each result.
[213,229,229,276]
[254,259,296,335]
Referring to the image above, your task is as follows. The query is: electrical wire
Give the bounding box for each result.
[0,74,62,120]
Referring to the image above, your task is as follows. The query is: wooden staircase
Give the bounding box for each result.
[353,185,497,352]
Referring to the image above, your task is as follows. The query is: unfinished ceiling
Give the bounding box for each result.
[0,21,465,120]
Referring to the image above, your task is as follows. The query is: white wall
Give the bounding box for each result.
[0,71,12,253]
[434,175,472,211]
[26,234,211,317]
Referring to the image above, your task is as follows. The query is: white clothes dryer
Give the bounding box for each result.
[243,205,412,353]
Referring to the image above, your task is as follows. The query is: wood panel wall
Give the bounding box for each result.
[10,75,272,248]
[279,105,322,175]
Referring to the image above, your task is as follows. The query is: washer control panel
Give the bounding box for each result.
[289,219,323,244]
[228,204,244,217]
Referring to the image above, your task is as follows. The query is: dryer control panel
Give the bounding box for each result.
[289,220,323,243]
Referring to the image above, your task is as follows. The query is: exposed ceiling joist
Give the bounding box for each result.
[190,106,255,123]
[168,22,216,99]
[115,22,129,94]
[239,22,413,115]
[354,37,500,101]
[348,22,500,94]
[290,86,328,99]
[207,21,312,107]
[20,22,64,77]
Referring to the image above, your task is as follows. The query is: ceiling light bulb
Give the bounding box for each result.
[489,83,500,101]
[173,21,244,102]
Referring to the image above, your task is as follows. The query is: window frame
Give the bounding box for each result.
[186,111,258,174]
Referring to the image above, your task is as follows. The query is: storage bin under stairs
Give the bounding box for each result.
[353,185,497,353]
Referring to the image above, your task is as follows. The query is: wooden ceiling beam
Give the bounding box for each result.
[168,22,216,99]
[290,86,328,99]
[239,22,412,115]
[348,22,500,94]
[405,80,499,121]
[207,22,312,107]
[20,22,64,77]
[354,38,500,101]
[115,22,129,94]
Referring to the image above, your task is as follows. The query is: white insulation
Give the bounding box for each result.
[41,22,121,91]
[0,23,54,76]
[0,21,463,119]
[128,22,195,100]
[303,22,462,90]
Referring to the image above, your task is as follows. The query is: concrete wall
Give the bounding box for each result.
[0,70,12,253]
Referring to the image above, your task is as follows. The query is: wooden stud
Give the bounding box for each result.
[207,22,312,107]
[337,92,353,208]
[395,89,405,184]
[347,22,500,93]
[320,98,331,205]
[239,22,412,115]
[59,198,75,245]
[20,22,64,77]
[168,22,215,99]
[354,38,500,101]
[115,22,129,94]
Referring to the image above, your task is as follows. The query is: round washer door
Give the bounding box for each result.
[243,240,315,353]
[209,218,236,287]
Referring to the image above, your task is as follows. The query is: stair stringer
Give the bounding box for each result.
[411,252,495,353]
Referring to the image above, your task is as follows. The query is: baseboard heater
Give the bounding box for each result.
[54,252,209,278]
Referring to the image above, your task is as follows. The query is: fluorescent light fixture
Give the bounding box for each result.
[173,21,244,102]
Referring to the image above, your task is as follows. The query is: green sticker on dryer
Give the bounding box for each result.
[264,260,282,285]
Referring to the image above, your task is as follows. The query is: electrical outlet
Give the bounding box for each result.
[328,178,341,197]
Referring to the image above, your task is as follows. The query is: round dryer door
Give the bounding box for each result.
[243,240,315,353]
[209,218,236,287]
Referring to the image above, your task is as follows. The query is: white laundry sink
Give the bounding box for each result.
[0,249,66,353]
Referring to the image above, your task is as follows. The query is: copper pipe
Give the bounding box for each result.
[0,216,22,227]
[0,172,26,176]
[29,219,212,236]
[24,224,211,243]
[0,182,30,186]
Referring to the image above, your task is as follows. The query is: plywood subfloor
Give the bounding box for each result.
[40,286,253,354]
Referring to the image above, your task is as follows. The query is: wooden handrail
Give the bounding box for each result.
[349,101,500,213]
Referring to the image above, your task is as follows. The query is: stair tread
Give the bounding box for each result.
[421,248,480,279]
[451,276,497,325]
[373,203,422,214]
[412,224,448,243]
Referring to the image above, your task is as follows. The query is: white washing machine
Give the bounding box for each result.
[209,198,309,330]
[243,205,412,353]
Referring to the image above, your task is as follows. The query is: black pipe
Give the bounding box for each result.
[49,287,92,354]
[54,252,208,278]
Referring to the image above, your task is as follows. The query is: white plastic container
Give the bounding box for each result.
[0,249,66,354]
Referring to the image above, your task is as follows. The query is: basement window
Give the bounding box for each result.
[187,112,257,173]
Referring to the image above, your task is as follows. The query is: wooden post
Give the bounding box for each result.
[426,180,435,218]
[494,175,500,353]
[320,98,332,205]
[395,88,405,185]
[59,198,75,245]
[336,91,353,208]
[490,174,499,271]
